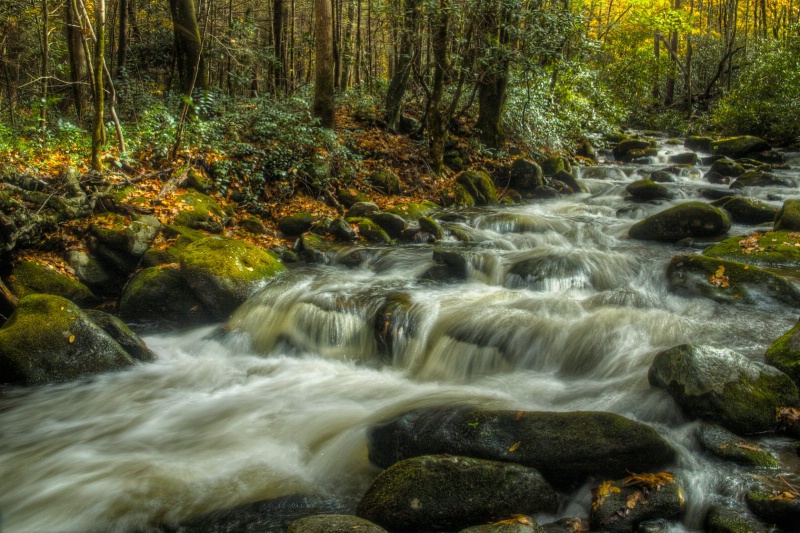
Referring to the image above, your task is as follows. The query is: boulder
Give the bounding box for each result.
[328,218,358,241]
[709,158,746,178]
[539,156,565,176]
[613,139,653,161]
[590,474,685,533]
[628,202,730,242]
[118,265,213,326]
[696,423,777,467]
[239,216,268,235]
[64,250,123,296]
[6,260,97,306]
[278,212,320,236]
[369,169,402,195]
[576,137,597,161]
[745,489,800,528]
[580,166,627,181]
[705,171,731,185]
[450,184,477,207]
[418,216,445,240]
[337,187,369,208]
[766,320,800,387]
[626,180,673,201]
[711,197,777,225]
[366,407,676,485]
[774,199,800,231]
[374,292,419,355]
[648,344,799,434]
[704,505,759,533]
[550,170,584,193]
[711,136,771,159]
[684,136,714,152]
[457,171,499,205]
[388,201,440,220]
[356,455,557,532]
[369,212,408,239]
[730,171,794,189]
[648,170,676,183]
[180,237,286,319]
[346,202,381,219]
[703,231,800,269]
[0,294,135,385]
[667,152,698,165]
[173,192,229,233]
[356,218,392,243]
[288,515,387,533]
[509,159,544,190]
[83,309,157,362]
[88,215,162,273]
[461,519,545,533]
[540,518,589,533]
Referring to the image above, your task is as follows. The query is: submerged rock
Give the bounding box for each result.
[696,423,778,467]
[366,407,676,485]
[730,171,794,189]
[356,455,557,532]
[628,202,730,242]
[589,474,685,533]
[649,344,799,434]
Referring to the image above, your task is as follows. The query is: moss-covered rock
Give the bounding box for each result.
[626,180,673,201]
[704,505,759,533]
[0,294,135,385]
[745,489,800,528]
[509,159,544,190]
[277,211,320,236]
[173,192,229,233]
[356,455,557,532]
[450,184,477,207]
[388,201,440,220]
[457,171,498,206]
[684,136,714,152]
[549,170,584,194]
[336,187,369,208]
[367,407,676,486]
[703,231,800,269]
[765,320,800,387]
[648,344,799,434]
[240,216,268,235]
[64,250,122,296]
[118,265,213,326]
[460,521,544,533]
[83,309,157,362]
[711,136,771,159]
[711,197,777,225]
[589,475,685,533]
[328,217,357,241]
[667,152,698,165]
[7,260,97,306]
[649,170,677,183]
[709,158,746,178]
[418,216,445,240]
[369,168,402,195]
[288,515,387,533]
[628,202,730,242]
[613,138,653,161]
[697,423,778,467]
[346,201,382,218]
[369,212,407,239]
[180,237,285,319]
[356,218,392,244]
[539,156,565,177]
[730,171,794,189]
[774,199,800,231]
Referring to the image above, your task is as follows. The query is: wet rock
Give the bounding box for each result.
[374,292,418,355]
[418,216,445,240]
[461,519,545,533]
[576,137,597,161]
[0,294,135,385]
[356,455,558,532]
[637,519,670,533]
[540,517,589,533]
[507,254,588,290]
[278,211,320,236]
[118,265,212,326]
[626,180,673,201]
[704,505,759,533]
[730,171,794,189]
[711,197,777,225]
[388,201,440,221]
[173,192,229,233]
[580,166,627,181]
[703,231,800,269]
[366,407,676,485]
[288,514,387,533]
[509,159,544,190]
[328,217,357,241]
[667,152,698,165]
[529,186,560,200]
[613,139,653,161]
[766,320,800,387]
[539,156,566,176]
[345,201,381,219]
[700,188,740,200]
[711,136,771,159]
[180,237,286,319]
[709,158,746,178]
[65,250,122,296]
[705,171,731,185]
[6,260,97,306]
[774,199,800,231]
[83,309,157,362]
[648,344,799,434]
[648,171,676,183]
[697,423,778,467]
[369,168,402,195]
[369,212,407,239]
[745,489,800,528]
[589,475,685,533]
[628,202,730,242]
[550,170,584,193]
[337,187,369,207]
[299,233,339,263]
[457,171,499,205]
[684,136,714,152]
[356,218,392,244]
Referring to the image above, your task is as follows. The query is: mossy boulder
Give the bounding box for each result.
[288,515,387,533]
[328,218,357,241]
[336,187,369,208]
[709,158,746,178]
[418,216,445,240]
[589,475,685,533]
[0,294,135,385]
[649,170,676,183]
[173,192,229,233]
[354,218,392,244]
[118,265,213,326]
[711,197,777,225]
[550,170,584,193]
[704,505,759,533]
[449,184,477,207]
[83,309,157,362]
[628,202,730,242]
[703,231,800,268]
[356,455,557,532]
[730,171,794,189]
[457,171,498,205]
[765,320,800,387]
[346,201,381,218]
[576,137,597,160]
[509,158,544,191]
[366,407,676,486]
[388,201,440,220]
[180,237,285,319]
[277,211,320,236]
[461,522,544,533]
[667,254,800,306]
[648,344,799,434]
[369,212,408,239]
[539,156,566,176]
[626,180,673,201]
[697,423,778,467]
[684,136,714,152]
[711,136,771,159]
[240,216,268,235]
[369,168,402,195]
[774,199,800,231]
[667,152,698,165]
[7,260,97,306]
[745,489,800,528]
[613,139,653,161]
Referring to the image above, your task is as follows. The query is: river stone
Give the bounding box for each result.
[328,217,357,241]
[457,171,499,205]
[745,489,800,528]
[774,199,800,231]
[580,166,627,181]
[711,136,771,159]
[648,344,799,434]
[337,187,369,208]
[369,168,402,195]
[649,170,676,183]
[711,197,777,225]
[685,136,713,152]
[356,218,392,243]
[7,260,97,306]
[539,156,565,176]
[613,139,652,161]
[374,292,419,355]
[589,475,685,533]
[696,423,778,467]
[278,212,320,236]
[64,250,123,296]
[704,505,759,533]
[288,514,387,533]
[509,159,544,190]
[366,407,676,485]
[766,320,800,387]
[0,294,135,385]
[180,237,286,319]
[346,202,381,219]
[388,201,440,220]
[356,455,558,532]
[730,171,794,189]
[540,518,589,533]
[173,192,229,233]
[703,231,800,269]
[576,137,597,160]
[118,265,213,326]
[418,216,445,240]
[461,520,545,533]
[369,212,407,239]
[83,309,157,362]
[667,152,698,165]
[709,158,746,178]
[550,170,583,193]
[626,180,673,201]
[628,202,730,242]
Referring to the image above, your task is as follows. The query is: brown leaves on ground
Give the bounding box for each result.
[708,265,730,288]
[738,234,765,254]
[623,471,676,491]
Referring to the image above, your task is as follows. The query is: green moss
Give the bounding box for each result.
[703,231,800,268]
[181,237,284,282]
[775,199,800,231]
[765,322,800,386]
[357,219,391,243]
[388,201,440,220]
[173,192,229,233]
[711,136,771,158]
[452,184,476,207]
[456,171,498,206]
[8,261,96,306]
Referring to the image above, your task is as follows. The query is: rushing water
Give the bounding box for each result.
[1,139,800,532]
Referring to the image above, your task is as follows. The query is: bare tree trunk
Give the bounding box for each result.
[652,33,660,101]
[664,0,681,106]
[338,0,355,90]
[354,0,361,85]
[169,0,207,97]
[91,0,106,171]
[39,0,49,129]
[476,0,511,149]
[66,0,89,122]
[273,0,286,92]
[313,0,335,128]
[384,0,420,131]
[117,0,129,78]
[428,0,449,175]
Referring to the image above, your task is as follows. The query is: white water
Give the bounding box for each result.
[1,140,799,532]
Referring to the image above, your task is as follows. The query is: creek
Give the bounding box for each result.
[1,138,799,532]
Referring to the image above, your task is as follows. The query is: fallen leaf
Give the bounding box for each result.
[68,335,75,344]
[509,441,521,452]
[592,480,621,510]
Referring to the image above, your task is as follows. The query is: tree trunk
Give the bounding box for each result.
[169,0,207,97]
[66,0,89,123]
[428,0,449,175]
[91,0,106,172]
[117,0,129,78]
[664,0,680,106]
[39,0,49,129]
[313,0,335,128]
[476,0,511,149]
[652,33,660,101]
[273,0,286,93]
[338,0,355,91]
[384,0,421,131]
